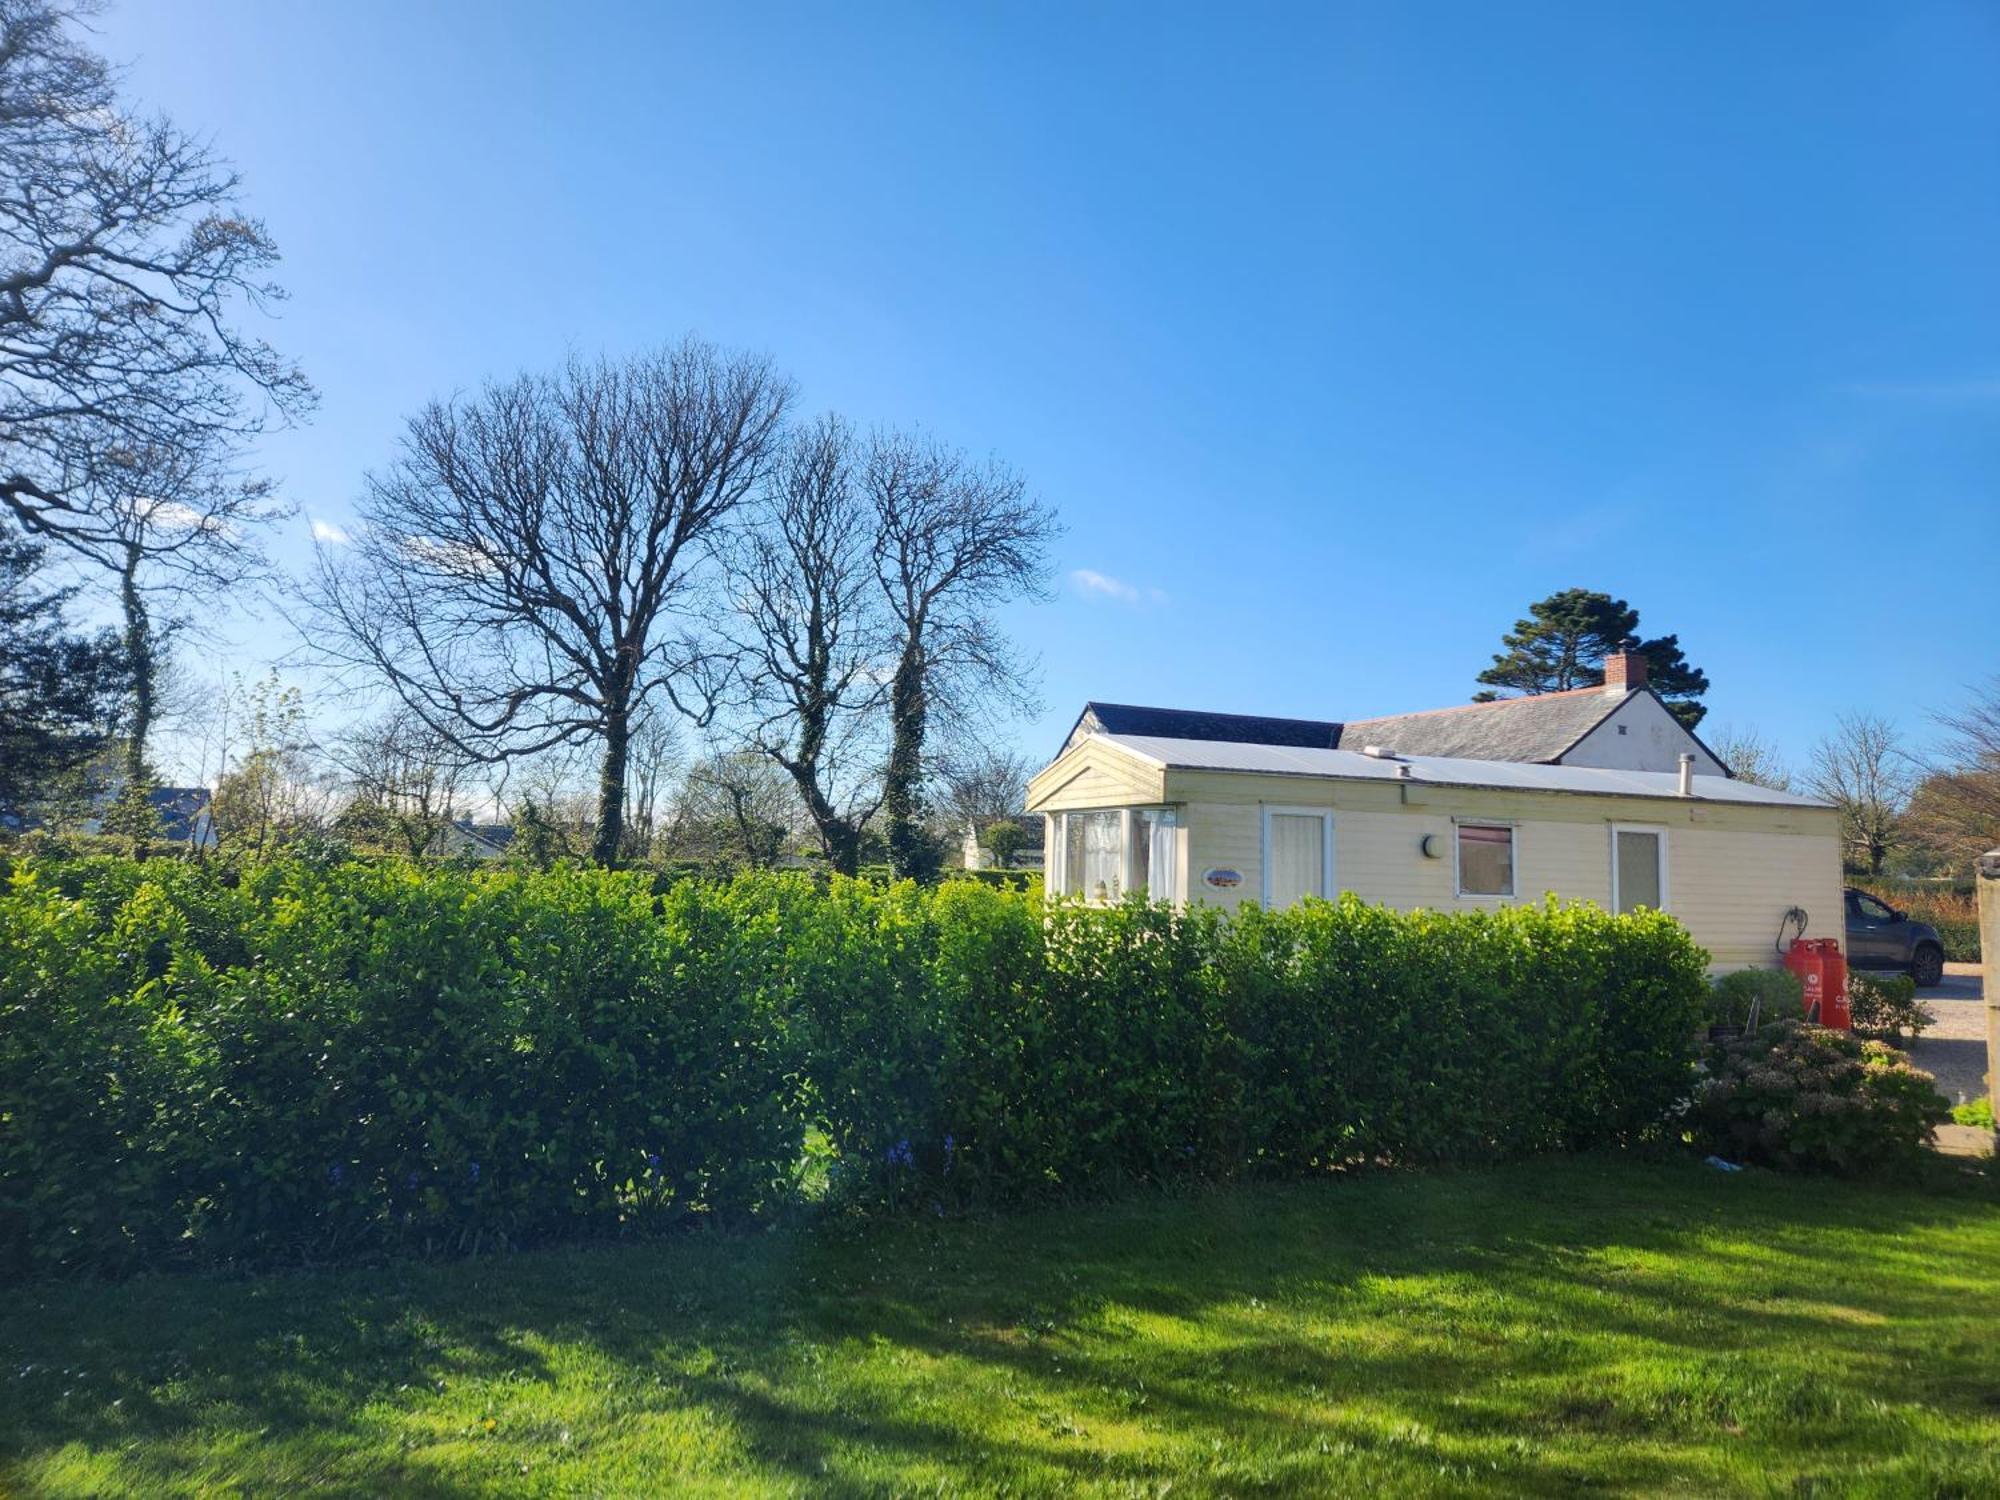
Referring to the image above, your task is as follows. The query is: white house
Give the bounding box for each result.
[1027,652,1840,971]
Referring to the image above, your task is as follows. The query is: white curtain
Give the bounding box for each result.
[1065,810,1123,900]
[1267,813,1325,906]
[1145,809,1178,903]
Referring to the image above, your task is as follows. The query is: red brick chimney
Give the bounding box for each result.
[1602,648,1648,693]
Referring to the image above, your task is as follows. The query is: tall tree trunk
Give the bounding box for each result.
[594,705,631,866]
[118,542,155,855]
[785,694,864,877]
[788,763,861,876]
[884,645,936,881]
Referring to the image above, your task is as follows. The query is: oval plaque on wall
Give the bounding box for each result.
[1202,867,1244,890]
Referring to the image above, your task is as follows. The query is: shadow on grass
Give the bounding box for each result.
[5,1155,1999,1495]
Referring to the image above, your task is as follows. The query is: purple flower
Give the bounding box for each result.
[328,1163,345,1187]
[406,1170,421,1190]
[647,1152,662,1172]
[885,1139,914,1169]
[468,1161,481,1184]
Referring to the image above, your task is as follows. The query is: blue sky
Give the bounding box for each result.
[94,1,1998,772]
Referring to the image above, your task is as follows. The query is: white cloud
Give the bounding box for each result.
[1841,378,2000,401]
[311,519,352,545]
[1071,568,1166,607]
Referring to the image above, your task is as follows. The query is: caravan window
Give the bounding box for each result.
[1261,807,1335,907]
[1611,825,1668,913]
[1454,823,1515,897]
[1054,808,1177,902]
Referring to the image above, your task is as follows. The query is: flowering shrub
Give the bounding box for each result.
[1689,1020,1949,1174]
[1,857,1711,1274]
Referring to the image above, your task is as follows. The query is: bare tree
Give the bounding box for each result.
[673,748,799,867]
[620,706,682,859]
[503,750,598,867]
[1809,711,1916,876]
[308,340,792,864]
[867,432,1056,879]
[935,745,1035,826]
[89,446,282,845]
[208,674,329,856]
[0,0,310,554]
[328,707,475,858]
[1904,674,2000,868]
[727,415,889,875]
[1706,723,1794,792]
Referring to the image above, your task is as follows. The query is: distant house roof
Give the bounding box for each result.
[147,787,213,843]
[1065,702,1343,753]
[436,819,514,857]
[1339,687,1624,764]
[1093,733,1827,809]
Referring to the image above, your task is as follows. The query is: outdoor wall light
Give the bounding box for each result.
[1419,834,1443,859]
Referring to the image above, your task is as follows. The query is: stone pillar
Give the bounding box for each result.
[1979,849,2000,1149]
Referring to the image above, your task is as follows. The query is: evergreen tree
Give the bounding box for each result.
[1474,587,1710,729]
[0,523,128,820]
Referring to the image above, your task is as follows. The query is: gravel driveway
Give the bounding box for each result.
[1906,963,1988,1105]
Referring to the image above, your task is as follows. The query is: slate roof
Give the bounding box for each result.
[146,787,213,843]
[1065,702,1343,753]
[1096,734,1828,809]
[1338,687,1622,764]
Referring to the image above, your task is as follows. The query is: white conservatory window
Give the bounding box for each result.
[1053,808,1178,902]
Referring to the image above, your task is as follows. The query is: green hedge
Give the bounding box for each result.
[0,858,1710,1274]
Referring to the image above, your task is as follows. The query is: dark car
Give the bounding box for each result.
[1844,888,1946,988]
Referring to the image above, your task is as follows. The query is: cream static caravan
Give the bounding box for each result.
[1027,680,1841,972]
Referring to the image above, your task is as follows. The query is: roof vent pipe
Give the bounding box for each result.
[1395,762,1414,780]
[1677,752,1694,797]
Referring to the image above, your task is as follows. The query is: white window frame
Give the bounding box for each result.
[1260,806,1335,906]
[1451,817,1518,900]
[1051,806,1177,904]
[1609,823,1670,913]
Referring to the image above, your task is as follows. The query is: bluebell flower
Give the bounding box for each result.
[469,1161,481,1184]
[885,1138,915,1169]
[328,1163,345,1188]
[406,1170,420,1190]
[647,1152,662,1172]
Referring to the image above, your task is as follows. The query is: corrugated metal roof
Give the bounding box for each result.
[1097,733,1831,809]
[1339,688,1621,763]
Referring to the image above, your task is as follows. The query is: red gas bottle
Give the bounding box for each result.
[1784,938,1850,1029]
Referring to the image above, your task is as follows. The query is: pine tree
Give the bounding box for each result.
[1474,588,1710,729]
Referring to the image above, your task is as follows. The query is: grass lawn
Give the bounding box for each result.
[4,1157,1998,1497]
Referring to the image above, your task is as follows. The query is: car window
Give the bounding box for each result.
[1853,893,1895,923]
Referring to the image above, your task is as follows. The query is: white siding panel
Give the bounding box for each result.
[1170,779,1841,972]
[1670,827,1844,970]
[1561,693,1729,776]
